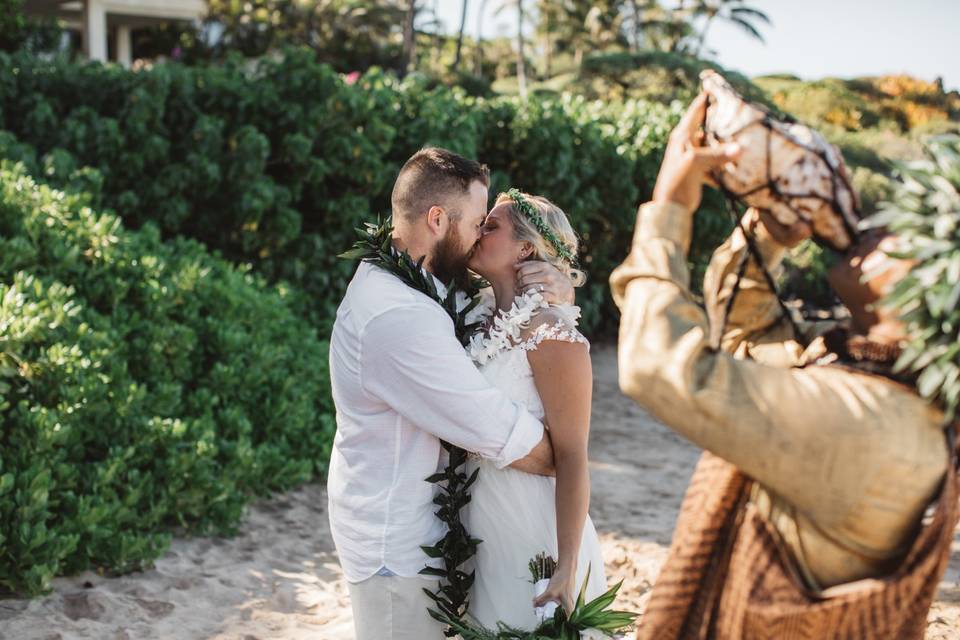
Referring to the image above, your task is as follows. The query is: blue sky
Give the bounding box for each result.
[434,1,959,91]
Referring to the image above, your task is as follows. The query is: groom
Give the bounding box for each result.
[327,147,572,640]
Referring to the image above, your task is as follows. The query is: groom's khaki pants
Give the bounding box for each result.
[347,575,446,640]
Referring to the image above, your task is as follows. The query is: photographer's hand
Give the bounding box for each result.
[652,93,742,214]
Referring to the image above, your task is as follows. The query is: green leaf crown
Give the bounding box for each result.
[506,188,579,267]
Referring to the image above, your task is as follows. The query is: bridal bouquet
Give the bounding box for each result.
[429,553,637,640]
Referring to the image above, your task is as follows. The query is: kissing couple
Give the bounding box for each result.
[327,143,613,638]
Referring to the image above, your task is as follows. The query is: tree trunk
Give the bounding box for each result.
[454,0,469,70]
[695,15,714,57]
[629,0,642,52]
[431,0,441,69]
[516,0,527,99]
[574,43,583,70]
[401,0,417,76]
[543,30,552,78]
[474,0,489,75]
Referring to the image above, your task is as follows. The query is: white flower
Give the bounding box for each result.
[465,291,553,364]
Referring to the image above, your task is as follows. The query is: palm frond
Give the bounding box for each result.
[726,15,765,42]
[729,5,771,24]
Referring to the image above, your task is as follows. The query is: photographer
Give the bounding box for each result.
[611,93,958,639]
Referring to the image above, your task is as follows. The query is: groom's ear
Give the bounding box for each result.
[426,205,446,236]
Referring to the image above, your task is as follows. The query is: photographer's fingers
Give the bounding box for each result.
[673,92,708,143]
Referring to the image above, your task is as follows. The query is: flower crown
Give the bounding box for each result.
[505,189,578,267]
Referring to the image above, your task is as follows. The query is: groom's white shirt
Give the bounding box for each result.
[327,261,545,583]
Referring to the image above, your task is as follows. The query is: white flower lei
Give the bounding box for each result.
[467,290,549,365]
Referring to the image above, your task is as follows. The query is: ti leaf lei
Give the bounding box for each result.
[339,216,484,634]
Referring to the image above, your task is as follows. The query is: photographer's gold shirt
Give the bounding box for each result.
[610,201,949,590]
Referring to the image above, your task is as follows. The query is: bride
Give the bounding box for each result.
[462,189,607,629]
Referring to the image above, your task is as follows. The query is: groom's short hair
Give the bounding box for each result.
[392,147,489,222]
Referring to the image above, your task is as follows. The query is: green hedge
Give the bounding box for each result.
[0,49,712,335]
[0,161,332,595]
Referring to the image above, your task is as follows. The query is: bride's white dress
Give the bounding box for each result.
[463,293,607,631]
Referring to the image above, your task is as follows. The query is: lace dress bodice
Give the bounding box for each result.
[472,310,588,419]
[467,290,588,416]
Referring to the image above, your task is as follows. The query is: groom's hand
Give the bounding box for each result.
[508,430,556,477]
[516,261,575,305]
[652,92,742,214]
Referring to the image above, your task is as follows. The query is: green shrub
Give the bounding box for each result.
[780,240,837,310]
[754,76,882,131]
[579,50,771,107]
[0,51,641,334]
[0,162,332,595]
[0,49,740,334]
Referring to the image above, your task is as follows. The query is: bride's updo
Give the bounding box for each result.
[495,191,586,287]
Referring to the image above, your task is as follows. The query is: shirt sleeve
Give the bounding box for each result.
[359,302,544,469]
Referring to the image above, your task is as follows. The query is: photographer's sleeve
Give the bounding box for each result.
[609,200,948,561]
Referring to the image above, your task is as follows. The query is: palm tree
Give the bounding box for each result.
[495,0,530,99]
[692,0,770,56]
[515,0,528,99]
[623,0,645,52]
[454,0,470,70]
[401,0,418,75]
[617,0,691,53]
[474,0,490,74]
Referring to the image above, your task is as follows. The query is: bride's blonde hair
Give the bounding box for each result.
[495,191,586,287]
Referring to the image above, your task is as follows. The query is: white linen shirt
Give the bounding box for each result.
[327,261,545,583]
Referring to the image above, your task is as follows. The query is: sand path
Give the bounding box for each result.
[2,345,957,639]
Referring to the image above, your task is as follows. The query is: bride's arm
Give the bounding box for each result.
[527,335,592,613]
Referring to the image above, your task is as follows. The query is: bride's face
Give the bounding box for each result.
[468,203,528,280]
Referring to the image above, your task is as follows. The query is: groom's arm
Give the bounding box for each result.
[508,429,555,476]
[361,303,545,468]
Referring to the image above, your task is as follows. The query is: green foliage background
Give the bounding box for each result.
[0,147,332,594]
[0,34,955,597]
[0,49,706,336]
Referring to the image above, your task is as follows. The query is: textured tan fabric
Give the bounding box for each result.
[635,450,958,640]
[610,201,950,590]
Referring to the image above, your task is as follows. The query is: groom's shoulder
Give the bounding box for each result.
[345,262,446,325]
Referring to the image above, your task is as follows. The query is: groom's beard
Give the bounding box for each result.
[432,225,474,288]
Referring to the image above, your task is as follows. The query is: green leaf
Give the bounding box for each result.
[0,473,14,496]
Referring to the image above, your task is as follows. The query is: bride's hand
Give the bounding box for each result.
[516,261,574,305]
[533,570,576,615]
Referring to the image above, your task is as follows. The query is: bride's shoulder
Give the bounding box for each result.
[518,304,589,351]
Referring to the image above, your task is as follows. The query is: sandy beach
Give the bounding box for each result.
[2,344,957,640]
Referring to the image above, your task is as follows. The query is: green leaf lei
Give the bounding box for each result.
[432,564,638,639]
[506,189,579,267]
[339,216,484,634]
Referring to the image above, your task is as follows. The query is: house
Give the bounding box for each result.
[22,0,206,68]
